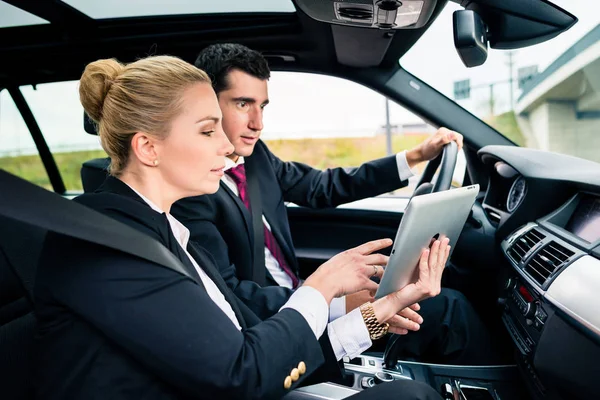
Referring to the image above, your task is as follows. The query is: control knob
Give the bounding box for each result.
[374,371,394,385]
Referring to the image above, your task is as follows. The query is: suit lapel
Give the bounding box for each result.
[93,177,249,328]
[243,156,268,286]
[187,242,248,330]
[98,177,206,286]
[220,181,253,243]
[157,214,207,289]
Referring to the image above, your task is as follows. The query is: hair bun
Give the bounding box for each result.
[79,58,124,122]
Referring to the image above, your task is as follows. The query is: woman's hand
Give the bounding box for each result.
[371,238,451,326]
[303,238,392,304]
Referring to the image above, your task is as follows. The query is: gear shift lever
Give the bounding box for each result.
[383,334,401,369]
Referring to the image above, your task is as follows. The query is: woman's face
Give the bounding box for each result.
[155,83,234,198]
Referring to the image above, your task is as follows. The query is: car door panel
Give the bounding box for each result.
[287,206,404,277]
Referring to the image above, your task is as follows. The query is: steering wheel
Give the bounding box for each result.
[410,141,459,198]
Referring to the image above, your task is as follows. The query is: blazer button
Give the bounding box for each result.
[298,361,306,375]
[284,376,292,390]
[291,368,300,381]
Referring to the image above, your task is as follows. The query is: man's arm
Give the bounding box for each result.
[261,140,406,208]
[262,127,464,208]
[172,195,293,319]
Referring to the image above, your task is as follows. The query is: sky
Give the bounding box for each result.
[0,0,598,155]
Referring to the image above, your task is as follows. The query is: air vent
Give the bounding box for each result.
[524,241,575,286]
[508,228,545,264]
[334,3,373,22]
[485,208,501,224]
[338,7,372,19]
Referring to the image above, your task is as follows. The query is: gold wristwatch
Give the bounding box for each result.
[359,303,389,340]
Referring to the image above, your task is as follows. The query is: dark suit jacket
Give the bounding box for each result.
[172,140,406,319]
[34,176,340,400]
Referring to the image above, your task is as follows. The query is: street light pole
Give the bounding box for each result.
[506,51,516,110]
[385,98,392,156]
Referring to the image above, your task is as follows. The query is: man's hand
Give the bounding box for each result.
[406,127,464,169]
[346,291,423,334]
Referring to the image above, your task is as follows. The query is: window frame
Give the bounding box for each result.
[3,86,65,193]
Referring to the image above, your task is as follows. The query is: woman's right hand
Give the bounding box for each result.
[302,238,392,304]
[372,238,451,330]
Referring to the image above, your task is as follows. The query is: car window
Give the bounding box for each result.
[19,81,107,191]
[401,0,600,164]
[263,71,466,197]
[0,89,51,190]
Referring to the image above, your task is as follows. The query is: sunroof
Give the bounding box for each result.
[61,0,296,19]
[0,2,49,28]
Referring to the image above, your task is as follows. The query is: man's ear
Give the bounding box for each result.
[130,132,159,167]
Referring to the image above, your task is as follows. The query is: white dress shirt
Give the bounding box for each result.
[220,151,418,360]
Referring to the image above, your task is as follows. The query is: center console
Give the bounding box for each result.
[498,192,600,399]
[285,353,524,400]
[341,354,523,399]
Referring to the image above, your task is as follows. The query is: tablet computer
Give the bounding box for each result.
[375,184,479,299]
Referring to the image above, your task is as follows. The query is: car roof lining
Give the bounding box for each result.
[0,0,449,87]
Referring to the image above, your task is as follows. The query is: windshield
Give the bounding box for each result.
[60,0,295,19]
[401,0,600,163]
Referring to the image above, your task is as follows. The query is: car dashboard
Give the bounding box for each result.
[477,145,600,399]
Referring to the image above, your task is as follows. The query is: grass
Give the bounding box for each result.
[265,134,429,168]
[0,149,107,191]
[0,135,427,192]
[485,111,526,146]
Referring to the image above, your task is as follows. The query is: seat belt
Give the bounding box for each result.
[0,170,193,280]
[244,157,267,286]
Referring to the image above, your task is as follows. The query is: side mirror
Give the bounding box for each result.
[453,10,488,68]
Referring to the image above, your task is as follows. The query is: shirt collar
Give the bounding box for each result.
[224,156,245,171]
[123,182,191,249]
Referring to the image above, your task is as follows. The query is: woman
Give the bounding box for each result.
[34,56,449,399]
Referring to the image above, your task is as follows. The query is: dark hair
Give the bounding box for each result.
[194,43,270,94]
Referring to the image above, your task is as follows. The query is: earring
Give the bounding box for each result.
[153,160,159,166]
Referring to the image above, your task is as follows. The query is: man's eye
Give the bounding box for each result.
[237,101,248,108]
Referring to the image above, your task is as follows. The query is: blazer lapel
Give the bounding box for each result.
[100,178,248,328]
[187,242,248,330]
[98,177,207,287]
[220,181,253,244]
[242,157,267,286]
[157,214,207,289]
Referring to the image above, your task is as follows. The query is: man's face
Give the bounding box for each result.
[217,69,269,159]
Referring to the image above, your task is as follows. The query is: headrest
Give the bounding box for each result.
[84,112,98,135]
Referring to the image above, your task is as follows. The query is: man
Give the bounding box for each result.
[172,43,497,365]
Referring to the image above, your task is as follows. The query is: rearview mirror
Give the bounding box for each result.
[453,10,488,68]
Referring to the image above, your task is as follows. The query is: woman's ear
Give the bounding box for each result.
[130,132,159,167]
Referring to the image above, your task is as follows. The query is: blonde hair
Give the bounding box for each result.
[79,56,211,175]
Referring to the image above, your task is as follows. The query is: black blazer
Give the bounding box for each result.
[172,140,406,319]
[33,176,340,400]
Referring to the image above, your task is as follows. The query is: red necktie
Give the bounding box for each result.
[225,165,299,288]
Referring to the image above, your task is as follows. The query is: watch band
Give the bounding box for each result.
[359,302,389,340]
